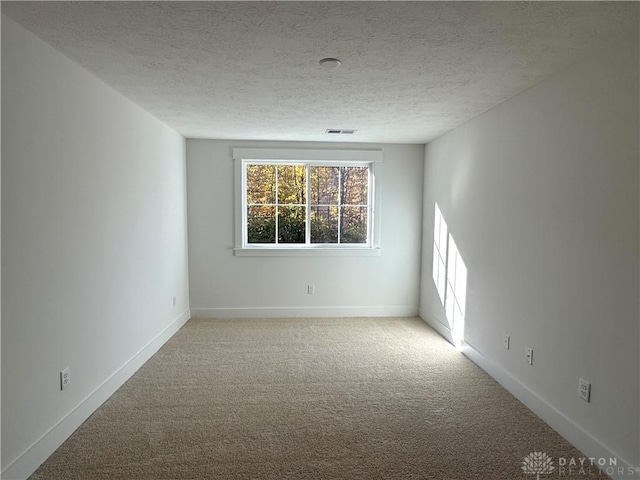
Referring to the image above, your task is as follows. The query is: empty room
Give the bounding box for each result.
[1,2,638,479]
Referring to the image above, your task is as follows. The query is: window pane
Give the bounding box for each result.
[247,206,275,243]
[341,167,368,205]
[278,206,306,243]
[311,206,338,243]
[246,165,275,204]
[340,206,367,243]
[277,165,306,205]
[310,166,339,205]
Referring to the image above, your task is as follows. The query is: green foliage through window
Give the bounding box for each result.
[245,163,370,245]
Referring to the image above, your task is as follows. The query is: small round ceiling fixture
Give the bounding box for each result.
[319,57,341,69]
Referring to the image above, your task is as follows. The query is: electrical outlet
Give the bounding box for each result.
[307,285,315,295]
[526,348,533,365]
[503,335,510,350]
[60,368,70,390]
[578,378,591,402]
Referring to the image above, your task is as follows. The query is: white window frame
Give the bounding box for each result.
[233,148,382,257]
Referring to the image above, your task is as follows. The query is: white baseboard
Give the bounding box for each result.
[418,309,454,345]
[418,311,638,480]
[1,309,191,480]
[460,340,638,479]
[191,306,418,319]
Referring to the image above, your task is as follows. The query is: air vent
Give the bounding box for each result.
[325,129,357,135]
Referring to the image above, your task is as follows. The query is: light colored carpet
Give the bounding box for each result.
[30,317,606,479]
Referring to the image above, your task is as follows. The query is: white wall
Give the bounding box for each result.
[420,35,639,470]
[187,140,424,318]
[1,15,190,479]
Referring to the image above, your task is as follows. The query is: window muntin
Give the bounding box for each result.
[243,161,372,247]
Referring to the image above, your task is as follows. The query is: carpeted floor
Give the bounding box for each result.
[30,317,607,479]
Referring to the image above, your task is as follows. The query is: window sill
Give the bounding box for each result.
[234,247,381,257]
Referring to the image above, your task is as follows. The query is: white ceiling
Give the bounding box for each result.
[3,1,638,144]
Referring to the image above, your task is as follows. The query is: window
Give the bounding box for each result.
[234,148,382,256]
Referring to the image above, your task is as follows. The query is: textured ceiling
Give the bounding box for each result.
[3,1,638,143]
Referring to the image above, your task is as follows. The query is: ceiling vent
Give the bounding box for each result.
[325,129,357,135]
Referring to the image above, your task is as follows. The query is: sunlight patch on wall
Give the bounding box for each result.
[445,235,467,348]
[432,203,448,304]
[432,203,468,348]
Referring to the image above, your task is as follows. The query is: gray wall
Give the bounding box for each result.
[187,139,424,318]
[2,16,190,478]
[420,35,639,468]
